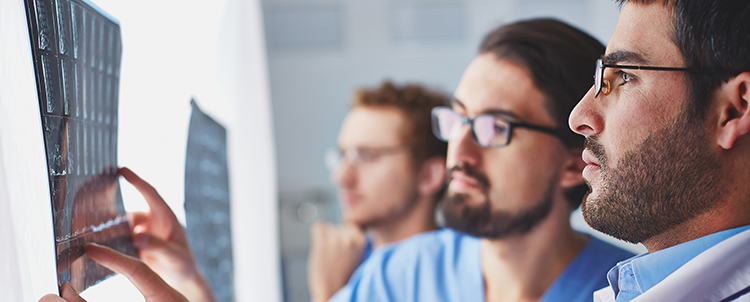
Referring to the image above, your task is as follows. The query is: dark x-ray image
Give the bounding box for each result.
[185,100,235,302]
[24,0,138,293]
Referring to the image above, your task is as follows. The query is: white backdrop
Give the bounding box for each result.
[0,0,59,300]
[0,0,281,301]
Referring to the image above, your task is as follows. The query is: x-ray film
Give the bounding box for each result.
[185,100,235,302]
[23,0,138,293]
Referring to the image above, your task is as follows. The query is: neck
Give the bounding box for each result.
[481,200,587,302]
[368,196,438,248]
[642,195,750,252]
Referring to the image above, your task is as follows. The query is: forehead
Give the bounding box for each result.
[453,54,553,125]
[337,106,406,147]
[607,2,682,65]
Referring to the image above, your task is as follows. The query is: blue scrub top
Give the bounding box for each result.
[330,228,634,302]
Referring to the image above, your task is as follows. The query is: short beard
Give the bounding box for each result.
[439,165,555,239]
[582,107,723,244]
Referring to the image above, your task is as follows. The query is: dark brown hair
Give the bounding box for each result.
[614,0,750,119]
[479,19,605,209]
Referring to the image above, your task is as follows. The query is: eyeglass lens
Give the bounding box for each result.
[432,107,510,147]
[594,59,604,97]
[325,148,341,170]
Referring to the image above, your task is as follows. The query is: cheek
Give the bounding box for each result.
[604,84,684,167]
[483,145,560,208]
[357,164,416,209]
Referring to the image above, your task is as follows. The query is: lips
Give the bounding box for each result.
[340,192,362,208]
[581,149,601,180]
[449,171,482,191]
[582,149,600,167]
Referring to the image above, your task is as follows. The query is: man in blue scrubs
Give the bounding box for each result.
[308,82,449,302]
[568,1,750,301]
[329,19,634,302]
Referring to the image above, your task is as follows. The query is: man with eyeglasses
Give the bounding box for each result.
[325,19,633,302]
[569,1,750,301]
[308,81,450,302]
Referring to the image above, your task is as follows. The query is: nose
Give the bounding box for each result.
[331,160,357,189]
[569,85,604,137]
[447,124,481,169]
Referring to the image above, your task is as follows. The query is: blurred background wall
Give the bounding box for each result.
[261,1,631,301]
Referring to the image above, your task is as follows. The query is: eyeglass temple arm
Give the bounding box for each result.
[602,63,734,73]
[512,122,566,138]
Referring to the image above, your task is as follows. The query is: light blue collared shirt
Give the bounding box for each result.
[607,225,750,302]
[330,228,634,302]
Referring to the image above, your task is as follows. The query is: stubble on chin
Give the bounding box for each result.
[440,183,555,239]
[581,111,723,244]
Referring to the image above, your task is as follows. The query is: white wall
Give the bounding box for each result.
[85,1,281,301]
[0,1,59,300]
[0,0,281,301]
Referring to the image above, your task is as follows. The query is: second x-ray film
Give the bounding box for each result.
[185,100,235,302]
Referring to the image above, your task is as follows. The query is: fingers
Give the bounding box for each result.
[37,283,88,302]
[310,222,366,249]
[310,222,325,238]
[60,283,87,302]
[119,167,180,239]
[85,243,182,301]
[133,233,185,261]
[119,167,176,221]
[39,294,68,302]
[128,212,149,233]
[342,223,365,236]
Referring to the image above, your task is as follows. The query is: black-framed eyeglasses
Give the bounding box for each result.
[594,58,730,97]
[431,106,563,148]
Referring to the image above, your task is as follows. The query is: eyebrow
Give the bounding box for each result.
[602,50,650,65]
[451,97,522,120]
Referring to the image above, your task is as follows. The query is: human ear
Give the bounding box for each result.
[716,72,750,149]
[558,147,586,189]
[417,156,447,197]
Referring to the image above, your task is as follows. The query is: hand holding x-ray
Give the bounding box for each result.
[39,167,216,302]
[120,167,217,302]
[39,243,188,302]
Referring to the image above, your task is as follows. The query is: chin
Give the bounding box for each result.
[342,213,368,226]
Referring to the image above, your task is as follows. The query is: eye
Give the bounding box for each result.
[621,71,633,83]
[495,123,508,133]
[357,149,378,163]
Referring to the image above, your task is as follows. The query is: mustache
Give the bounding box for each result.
[584,136,607,168]
[447,164,490,193]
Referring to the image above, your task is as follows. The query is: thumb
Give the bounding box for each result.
[133,233,189,262]
[60,283,87,302]
[128,212,149,233]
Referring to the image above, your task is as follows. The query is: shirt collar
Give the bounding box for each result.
[607,225,750,301]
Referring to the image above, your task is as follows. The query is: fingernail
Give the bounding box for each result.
[61,282,77,294]
[133,233,148,249]
[84,242,101,253]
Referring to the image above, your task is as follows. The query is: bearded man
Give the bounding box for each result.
[326,18,634,302]
[569,0,750,301]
